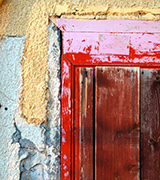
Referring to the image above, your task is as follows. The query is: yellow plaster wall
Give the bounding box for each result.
[0,0,160,124]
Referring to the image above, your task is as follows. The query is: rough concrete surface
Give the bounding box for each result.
[46,21,61,179]
[19,21,61,179]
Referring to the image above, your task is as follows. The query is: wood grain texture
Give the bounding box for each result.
[80,68,94,180]
[141,69,160,180]
[96,67,140,180]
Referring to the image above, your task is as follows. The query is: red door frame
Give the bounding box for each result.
[51,18,160,180]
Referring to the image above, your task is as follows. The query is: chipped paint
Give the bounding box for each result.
[0,0,160,179]
[0,0,159,125]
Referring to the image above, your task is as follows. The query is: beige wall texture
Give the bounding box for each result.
[0,0,160,125]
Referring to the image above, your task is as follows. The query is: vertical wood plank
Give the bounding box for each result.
[80,68,94,180]
[72,65,75,180]
[96,67,140,180]
[74,67,80,180]
[141,69,160,180]
[61,56,72,180]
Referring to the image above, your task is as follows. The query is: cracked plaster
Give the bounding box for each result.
[0,0,160,179]
[0,21,61,179]
[0,0,159,125]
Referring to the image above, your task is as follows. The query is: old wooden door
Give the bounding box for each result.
[77,67,160,180]
[55,19,160,180]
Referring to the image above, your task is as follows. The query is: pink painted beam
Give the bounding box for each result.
[63,33,160,56]
[130,34,160,55]
[63,33,130,55]
[63,32,160,65]
[51,18,160,33]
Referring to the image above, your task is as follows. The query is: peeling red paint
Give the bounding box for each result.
[61,25,66,31]
[61,56,72,180]
[64,51,160,67]
[59,19,160,180]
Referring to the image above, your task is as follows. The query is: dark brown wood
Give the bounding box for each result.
[80,68,94,180]
[141,69,160,180]
[95,67,140,180]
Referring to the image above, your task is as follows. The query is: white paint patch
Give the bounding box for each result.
[64,171,69,177]
[63,165,67,170]
[62,136,66,143]
[63,155,67,160]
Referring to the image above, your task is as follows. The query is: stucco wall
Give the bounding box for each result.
[0,0,160,179]
[1,0,160,125]
[0,22,61,180]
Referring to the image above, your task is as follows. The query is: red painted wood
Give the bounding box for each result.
[63,32,160,66]
[96,67,140,180]
[141,69,160,180]
[74,67,80,180]
[64,53,160,67]
[80,68,93,180]
[59,19,160,180]
[51,18,160,33]
[61,55,72,180]
[71,65,75,180]
[51,18,160,67]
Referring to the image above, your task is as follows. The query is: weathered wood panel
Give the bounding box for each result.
[96,67,140,180]
[141,69,160,180]
[80,68,94,180]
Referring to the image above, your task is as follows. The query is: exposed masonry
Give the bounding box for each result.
[0,22,61,179]
[17,21,61,180]
[45,20,61,179]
